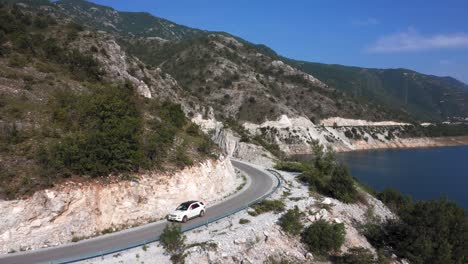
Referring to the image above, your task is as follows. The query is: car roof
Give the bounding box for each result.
[179,201,200,206]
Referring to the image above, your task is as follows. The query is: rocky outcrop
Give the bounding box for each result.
[71,31,182,101]
[193,114,276,167]
[0,157,239,254]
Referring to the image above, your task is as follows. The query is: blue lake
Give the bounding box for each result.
[336,146,468,209]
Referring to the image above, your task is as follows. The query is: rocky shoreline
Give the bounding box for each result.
[290,136,468,155]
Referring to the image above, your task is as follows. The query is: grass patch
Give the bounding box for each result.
[249,199,285,216]
[239,218,250,224]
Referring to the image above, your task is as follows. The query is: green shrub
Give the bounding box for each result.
[239,218,250,224]
[197,137,215,156]
[250,199,285,216]
[377,188,412,213]
[274,161,310,172]
[65,50,101,81]
[252,134,284,159]
[1,123,24,144]
[160,223,187,263]
[186,123,200,136]
[325,165,358,203]
[301,220,345,256]
[142,123,175,166]
[278,206,303,235]
[334,247,376,264]
[161,223,186,253]
[8,54,27,68]
[294,143,358,203]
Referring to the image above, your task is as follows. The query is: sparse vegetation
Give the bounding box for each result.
[160,223,187,264]
[333,247,376,264]
[249,199,285,216]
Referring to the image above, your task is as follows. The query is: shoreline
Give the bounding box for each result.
[285,136,468,155]
[336,135,468,153]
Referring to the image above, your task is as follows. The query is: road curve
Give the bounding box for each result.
[0,160,278,264]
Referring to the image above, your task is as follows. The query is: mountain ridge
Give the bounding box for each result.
[50,0,468,122]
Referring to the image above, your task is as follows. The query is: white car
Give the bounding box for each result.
[167,201,206,223]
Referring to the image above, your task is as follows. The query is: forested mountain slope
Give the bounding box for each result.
[285,60,468,121]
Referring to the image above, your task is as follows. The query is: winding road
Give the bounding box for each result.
[0,160,278,264]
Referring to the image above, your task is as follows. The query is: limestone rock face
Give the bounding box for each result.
[192,114,276,167]
[70,31,182,101]
[0,157,238,253]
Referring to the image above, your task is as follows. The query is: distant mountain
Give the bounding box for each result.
[284,60,468,121]
[55,0,205,40]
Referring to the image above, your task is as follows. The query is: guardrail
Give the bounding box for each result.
[49,166,282,264]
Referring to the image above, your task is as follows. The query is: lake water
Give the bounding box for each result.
[336,146,468,209]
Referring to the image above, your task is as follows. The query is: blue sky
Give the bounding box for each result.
[88,0,468,83]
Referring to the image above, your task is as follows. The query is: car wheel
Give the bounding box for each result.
[199,210,205,217]
[182,216,188,223]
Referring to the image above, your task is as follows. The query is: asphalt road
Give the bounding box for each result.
[0,160,277,264]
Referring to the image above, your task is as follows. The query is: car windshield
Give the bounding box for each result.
[176,202,192,211]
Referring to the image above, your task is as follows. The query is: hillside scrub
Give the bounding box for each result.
[364,196,467,264]
[0,4,101,81]
[289,143,359,203]
[40,83,143,176]
[38,82,216,178]
[0,3,219,199]
[401,124,468,138]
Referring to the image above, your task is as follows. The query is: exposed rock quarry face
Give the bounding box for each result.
[243,115,467,155]
[321,117,410,127]
[0,157,239,253]
[192,114,276,167]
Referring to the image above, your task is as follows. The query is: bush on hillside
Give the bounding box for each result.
[325,165,358,203]
[377,188,412,213]
[278,206,304,236]
[299,163,358,203]
[301,219,345,256]
[274,161,310,172]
